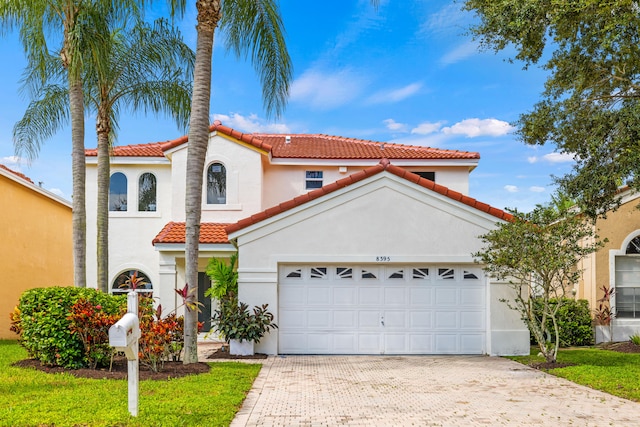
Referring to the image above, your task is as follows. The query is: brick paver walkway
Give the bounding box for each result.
[230,355,640,426]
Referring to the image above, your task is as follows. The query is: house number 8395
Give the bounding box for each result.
[376,256,391,262]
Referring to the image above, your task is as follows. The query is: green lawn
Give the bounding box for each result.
[0,340,261,427]
[509,347,640,402]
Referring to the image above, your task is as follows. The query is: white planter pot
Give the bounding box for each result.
[595,325,612,344]
[230,339,254,356]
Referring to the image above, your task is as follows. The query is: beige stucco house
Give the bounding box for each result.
[578,189,640,342]
[84,121,529,355]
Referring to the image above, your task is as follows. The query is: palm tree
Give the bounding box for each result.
[1,0,142,289]
[166,0,293,364]
[14,17,194,293]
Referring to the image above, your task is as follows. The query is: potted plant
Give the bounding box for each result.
[211,293,277,355]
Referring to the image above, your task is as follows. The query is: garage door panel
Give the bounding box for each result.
[279,332,308,352]
[460,287,484,306]
[385,334,407,353]
[307,287,331,305]
[308,334,331,353]
[358,310,381,328]
[435,311,458,329]
[435,334,458,353]
[410,287,432,305]
[384,311,406,328]
[460,335,484,354]
[384,287,406,305]
[409,311,433,328]
[358,287,382,305]
[334,287,357,305]
[279,265,486,355]
[409,334,434,352]
[280,285,305,305]
[308,310,331,328]
[280,310,306,327]
[460,311,484,329]
[358,334,381,353]
[332,311,356,328]
[435,288,457,305]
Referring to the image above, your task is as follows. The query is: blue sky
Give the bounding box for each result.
[0,0,573,212]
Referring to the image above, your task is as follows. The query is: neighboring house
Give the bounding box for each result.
[578,188,640,342]
[0,164,73,339]
[85,121,529,356]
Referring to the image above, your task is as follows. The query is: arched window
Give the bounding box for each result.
[109,172,127,211]
[112,270,153,295]
[207,162,226,204]
[615,235,640,318]
[138,173,157,211]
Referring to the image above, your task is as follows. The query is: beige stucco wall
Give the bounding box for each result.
[0,173,72,339]
[581,199,640,308]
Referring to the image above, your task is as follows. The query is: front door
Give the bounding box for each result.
[198,273,212,332]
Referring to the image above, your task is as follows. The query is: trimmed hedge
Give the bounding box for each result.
[15,287,126,368]
[530,298,594,347]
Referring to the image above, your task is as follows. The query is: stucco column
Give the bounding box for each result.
[158,254,178,316]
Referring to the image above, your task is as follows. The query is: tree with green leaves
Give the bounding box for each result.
[14,17,194,293]
[1,0,143,288]
[473,204,602,363]
[464,0,640,217]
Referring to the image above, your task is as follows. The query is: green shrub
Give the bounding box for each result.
[630,334,640,346]
[529,298,593,347]
[16,287,125,368]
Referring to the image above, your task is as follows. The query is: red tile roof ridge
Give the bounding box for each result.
[251,132,480,157]
[0,164,34,183]
[226,159,511,235]
[152,221,232,245]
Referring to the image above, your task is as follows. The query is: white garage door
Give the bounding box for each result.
[278,265,486,354]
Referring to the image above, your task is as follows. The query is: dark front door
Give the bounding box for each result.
[198,273,212,332]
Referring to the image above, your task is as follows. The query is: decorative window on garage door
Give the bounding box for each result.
[412,268,430,279]
[310,267,328,279]
[336,267,353,279]
[285,268,302,279]
[438,268,455,280]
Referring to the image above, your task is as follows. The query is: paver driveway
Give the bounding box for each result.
[230,355,640,426]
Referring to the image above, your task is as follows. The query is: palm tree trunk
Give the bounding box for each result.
[184,0,220,364]
[96,128,110,293]
[69,76,86,288]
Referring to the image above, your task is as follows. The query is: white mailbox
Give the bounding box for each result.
[109,312,140,359]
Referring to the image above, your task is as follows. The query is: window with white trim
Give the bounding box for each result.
[305,171,323,189]
[109,172,128,211]
[207,162,226,204]
[615,236,640,318]
[138,172,157,211]
[112,270,153,295]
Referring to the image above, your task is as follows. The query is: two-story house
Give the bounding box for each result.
[85,121,529,356]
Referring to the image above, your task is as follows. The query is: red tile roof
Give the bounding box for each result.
[85,121,479,161]
[152,222,231,245]
[225,159,513,235]
[0,164,34,184]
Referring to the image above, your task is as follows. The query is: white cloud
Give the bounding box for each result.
[422,4,472,36]
[290,68,367,109]
[504,185,519,193]
[442,118,515,138]
[530,186,546,193]
[212,113,290,134]
[543,152,575,163]
[383,119,408,132]
[527,156,538,164]
[1,156,24,167]
[439,41,479,65]
[367,82,423,104]
[411,121,445,135]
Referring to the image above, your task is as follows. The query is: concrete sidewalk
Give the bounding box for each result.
[230,355,640,426]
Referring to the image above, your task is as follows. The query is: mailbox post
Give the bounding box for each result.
[109,291,140,416]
